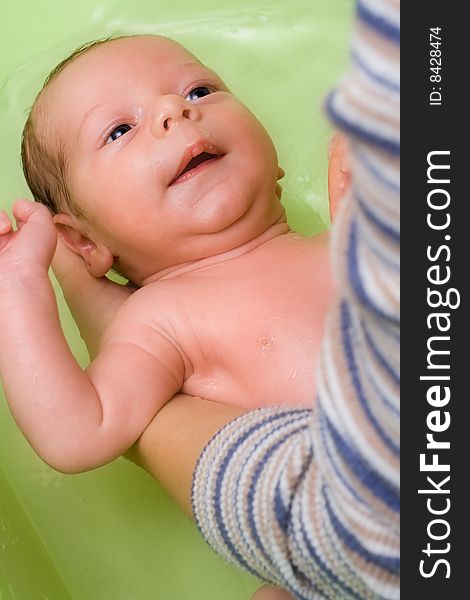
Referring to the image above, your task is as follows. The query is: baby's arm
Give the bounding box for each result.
[52,234,136,358]
[0,201,182,473]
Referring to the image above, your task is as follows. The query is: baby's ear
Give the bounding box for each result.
[53,213,114,278]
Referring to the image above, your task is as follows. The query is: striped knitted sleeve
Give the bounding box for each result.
[191,1,400,599]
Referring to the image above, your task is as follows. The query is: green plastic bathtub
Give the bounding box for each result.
[0,0,352,597]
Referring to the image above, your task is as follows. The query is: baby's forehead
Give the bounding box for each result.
[41,35,200,102]
[45,35,212,106]
[79,35,201,72]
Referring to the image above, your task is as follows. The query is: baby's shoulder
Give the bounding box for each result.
[101,280,184,344]
[97,281,191,379]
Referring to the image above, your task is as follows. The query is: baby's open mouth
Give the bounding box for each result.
[170,151,221,185]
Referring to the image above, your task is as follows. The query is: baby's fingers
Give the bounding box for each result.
[0,210,13,235]
[12,199,53,229]
[0,210,15,254]
[10,200,57,269]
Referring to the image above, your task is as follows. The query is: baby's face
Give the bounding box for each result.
[43,36,284,283]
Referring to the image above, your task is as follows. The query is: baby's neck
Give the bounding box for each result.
[141,221,292,284]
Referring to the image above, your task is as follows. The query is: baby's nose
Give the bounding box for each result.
[153,95,199,136]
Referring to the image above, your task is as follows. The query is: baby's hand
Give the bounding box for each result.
[327,133,351,222]
[0,200,57,285]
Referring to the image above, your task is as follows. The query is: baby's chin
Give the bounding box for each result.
[116,189,285,285]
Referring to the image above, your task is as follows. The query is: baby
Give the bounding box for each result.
[0,35,347,477]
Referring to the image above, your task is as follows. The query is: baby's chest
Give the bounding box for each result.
[195,279,313,353]
[177,264,330,406]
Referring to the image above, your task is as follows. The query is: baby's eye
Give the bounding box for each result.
[106,124,133,144]
[185,86,213,102]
